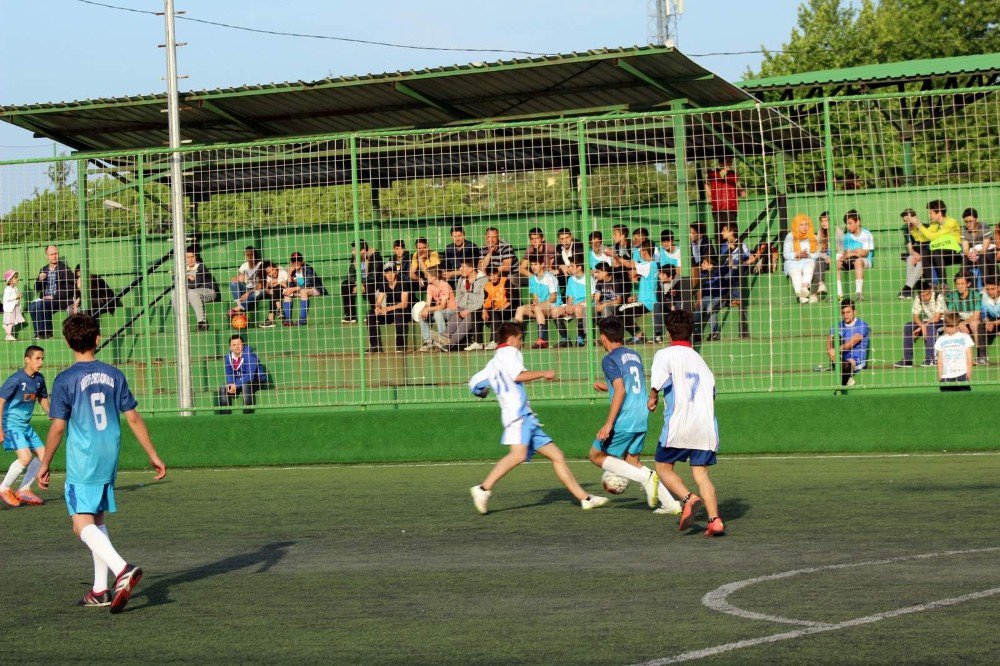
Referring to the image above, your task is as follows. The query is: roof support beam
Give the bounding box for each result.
[613,59,707,105]
[197,100,276,137]
[7,115,87,152]
[390,82,473,121]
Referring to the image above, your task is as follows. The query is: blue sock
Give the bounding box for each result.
[282,301,292,321]
[539,323,548,341]
[298,300,308,324]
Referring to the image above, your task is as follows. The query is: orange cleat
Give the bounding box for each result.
[704,517,725,537]
[530,338,549,349]
[16,489,44,506]
[678,494,702,531]
[0,488,22,507]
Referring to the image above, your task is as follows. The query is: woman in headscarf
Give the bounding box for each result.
[783,213,820,304]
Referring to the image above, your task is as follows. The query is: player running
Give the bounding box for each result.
[648,310,725,536]
[468,322,609,514]
[0,345,50,507]
[588,317,682,514]
[38,313,166,612]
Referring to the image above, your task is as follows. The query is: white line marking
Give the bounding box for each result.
[634,547,1000,665]
[636,587,1000,665]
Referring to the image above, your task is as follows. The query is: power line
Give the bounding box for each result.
[75,0,549,56]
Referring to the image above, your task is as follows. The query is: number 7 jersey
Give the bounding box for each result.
[49,360,138,485]
[649,344,719,451]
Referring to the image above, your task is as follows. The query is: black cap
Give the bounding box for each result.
[351,240,370,250]
[290,252,304,262]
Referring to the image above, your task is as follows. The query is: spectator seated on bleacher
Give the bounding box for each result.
[258,261,289,329]
[898,208,927,300]
[783,213,820,304]
[657,230,681,281]
[551,257,587,347]
[946,272,986,365]
[719,223,751,340]
[592,262,622,321]
[441,226,479,285]
[282,252,326,327]
[341,240,382,324]
[71,264,120,321]
[478,264,512,351]
[217,334,268,415]
[960,208,993,285]
[27,245,75,340]
[980,273,1000,364]
[228,246,264,316]
[436,259,486,352]
[172,248,218,332]
[912,200,961,289]
[407,237,439,297]
[836,210,874,302]
[652,274,695,345]
[618,242,657,344]
[693,254,727,345]
[366,262,409,354]
[418,266,455,353]
[811,211,838,298]
[893,282,945,368]
[514,255,561,350]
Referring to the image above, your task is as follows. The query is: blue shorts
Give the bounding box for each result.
[3,428,44,452]
[501,415,553,460]
[65,482,117,516]
[593,430,646,458]
[655,446,717,466]
[843,352,867,371]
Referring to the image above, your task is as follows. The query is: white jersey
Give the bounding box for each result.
[649,343,718,451]
[934,332,973,379]
[468,345,532,428]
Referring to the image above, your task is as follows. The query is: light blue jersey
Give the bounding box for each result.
[529,272,562,306]
[636,261,659,311]
[564,275,587,304]
[602,346,648,433]
[0,369,47,432]
[49,360,138,486]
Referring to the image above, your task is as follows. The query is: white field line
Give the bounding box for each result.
[77,449,1000,478]
[634,547,1000,665]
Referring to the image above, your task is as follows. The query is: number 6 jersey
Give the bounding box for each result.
[49,360,138,485]
[649,343,718,451]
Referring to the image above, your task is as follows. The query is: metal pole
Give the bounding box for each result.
[822,99,841,390]
[576,121,596,392]
[350,136,366,406]
[76,159,89,312]
[163,0,193,414]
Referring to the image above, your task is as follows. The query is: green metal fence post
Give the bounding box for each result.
[76,159,89,312]
[577,120,597,391]
[137,154,154,406]
[350,135,366,406]
[672,100,691,285]
[822,98,841,390]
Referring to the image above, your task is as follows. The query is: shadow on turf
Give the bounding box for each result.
[124,540,295,612]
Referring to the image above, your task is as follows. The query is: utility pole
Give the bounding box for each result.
[161,0,193,415]
[647,0,684,47]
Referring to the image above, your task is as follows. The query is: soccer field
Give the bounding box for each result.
[2,454,998,664]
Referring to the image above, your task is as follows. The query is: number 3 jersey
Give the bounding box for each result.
[49,360,138,485]
[649,343,718,451]
[602,346,648,433]
[468,345,533,428]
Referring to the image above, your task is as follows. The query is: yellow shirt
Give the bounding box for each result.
[919,216,961,244]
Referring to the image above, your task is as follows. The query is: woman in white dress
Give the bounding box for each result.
[783,214,820,304]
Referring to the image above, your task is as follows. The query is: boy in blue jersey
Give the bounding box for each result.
[819,299,871,387]
[552,258,587,347]
[588,317,682,515]
[0,345,50,507]
[37,313,166,613]
[468,322,608,514]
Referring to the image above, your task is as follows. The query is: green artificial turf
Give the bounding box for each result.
[1,454,997,663]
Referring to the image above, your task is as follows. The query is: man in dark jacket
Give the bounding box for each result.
[72,264,121,320]
[172,248,219,331]
[217,335,268,414]
[340,240,382,323]
[28,245,75,339]
[283,251,326,327]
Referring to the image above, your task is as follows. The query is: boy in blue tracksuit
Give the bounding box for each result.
[218,334,268,414]
[693,255,728,345]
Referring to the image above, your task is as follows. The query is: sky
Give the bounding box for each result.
[0,0,802,186]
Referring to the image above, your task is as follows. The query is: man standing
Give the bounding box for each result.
[27,245,75,339]
[705,156,745,236]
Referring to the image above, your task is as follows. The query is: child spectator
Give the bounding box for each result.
[898,208,928,299]
[693,254,727,344]
[946,272,985,365]
[914,200,962,287]
[417,267,455,353]
[811,211,840,297]
[218,335,268,414]
[652,273,695,344]
[552,258,587,347]
[980,274,1000,364]
[258,261,288,329]
[479,265,511,351]
[648,309,725,536]
[719,223,751,338]
[959,208,992,284]
[818,299,870,387]
[283,252,326,327]
[894,282,945,368]
[436,259,486,351]
[407,237,440,294]
[591,262,621,320]
[366,262,409,354]
[935,312,974,391]
[783,213,819,304]
[467,322,608,515]
[837,210,874,301]
[658,230,681,281]
[172,249,218,332]
[341,240,382,324]
[588,231,613,270]
[3,270,25,341]
[688,223,713,287]
[229,246,263,316]
[514,256,562,349]
[619,241,657,343]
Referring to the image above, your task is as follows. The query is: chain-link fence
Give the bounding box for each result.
[1,87,997,412]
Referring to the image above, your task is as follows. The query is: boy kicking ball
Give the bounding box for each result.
[0,345,50,508]
[37,314,166,612]
[468,322,608,514]
[647,310,724,536]
[588,317,682,515]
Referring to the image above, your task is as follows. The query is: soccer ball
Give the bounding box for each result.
[230,313,248,330]
[601,471,629,495]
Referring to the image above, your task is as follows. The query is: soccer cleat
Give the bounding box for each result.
[576,337,586,347]
[417,342,434,353]
[813,363,833,372]
[652,336,663,344]
[976,357,989,366]
[704,517,726,537]
[484,341,498,351]
[893,360,913,368]
[530,338,548,349]
[817,282,828,295]
[854,292,864,302]
[0,488,21,507]
[921,359,936,367]
[110,564,143,614]
[808,295,819,304]
[16,489,44,506]
[641,470,659,508]
[196,321,209,332]
[678,494,702,531]
[464,342,484,351]
[581,495,610,510]
[259,319,276,329]
[709,332,721,342]
[470,485,491,514]
[654,501,683,516]
[798,296,809,304]
[78,589,112,608]
[846,377,856,387]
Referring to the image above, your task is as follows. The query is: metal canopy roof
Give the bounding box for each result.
[739,53,1000,99]
[1,46,757,153]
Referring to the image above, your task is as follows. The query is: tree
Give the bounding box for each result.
[47,157,71,190]
[749,0,1000,79]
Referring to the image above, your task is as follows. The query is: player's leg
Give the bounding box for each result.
[13,440,45,504]
[841,358,856,387]
[691,465,724,536]
[627,452,681,512]
[535,443,587,501]
[480,445,527,491]
[0,446,33,505]
[654,461,690,504]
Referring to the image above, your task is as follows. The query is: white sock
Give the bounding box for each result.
[1,459,25,490]
[601,457,651,484]
[18,458,40,492]
[92,525,111,592]
[855,279,863,294]
[79,524,127,577]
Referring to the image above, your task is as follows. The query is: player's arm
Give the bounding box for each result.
[841,332,864,351]
[647,387,659,412]
[596,377,626,440]
[965,346,973,380]
[39,396,50,417]
[124,410,166,480]
[37,417,67,490]
[515,370,555,383]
